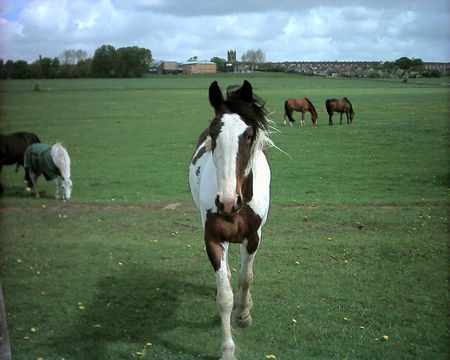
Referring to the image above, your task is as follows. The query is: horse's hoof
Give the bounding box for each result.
[231,312,253,328]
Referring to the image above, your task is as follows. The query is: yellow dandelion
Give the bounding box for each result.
[265,355,276,359]
[30,327,38,333]
[382,335,389,341]
[291,318,298,325]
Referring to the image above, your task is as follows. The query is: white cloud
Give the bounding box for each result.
[0,0,448,63]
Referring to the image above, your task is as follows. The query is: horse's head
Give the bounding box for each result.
[207,80,268,216]
[51,143,72,200]
[61,176,72,200]
[350,111,355,121]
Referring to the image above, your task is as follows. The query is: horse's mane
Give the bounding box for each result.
[51,143,71,178]
[343,97,354,113]
[304,98,317,117]
[225,86,269,133]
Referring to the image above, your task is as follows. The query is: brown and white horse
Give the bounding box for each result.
[284,98,318,126]
[189,80,272,360]
[325,97,355,125]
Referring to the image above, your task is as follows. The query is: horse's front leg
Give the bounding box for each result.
[300,111,305,126]
[207,238,236,360]
[340,113,343,125]
[54,177,61,199]
[328,114,333,126]
[232,239,258,328]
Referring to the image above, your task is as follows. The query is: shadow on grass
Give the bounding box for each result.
[51,267,219,359]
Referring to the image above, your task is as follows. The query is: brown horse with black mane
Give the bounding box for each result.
[325,97,355,125]
[284,98,318,126]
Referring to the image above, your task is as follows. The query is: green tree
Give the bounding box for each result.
[92,45,116,77]
[12,60,30,79]
[210,57,226,69]
[115,46,152,77]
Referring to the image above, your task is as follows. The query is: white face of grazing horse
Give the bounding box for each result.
[208,80,256,216]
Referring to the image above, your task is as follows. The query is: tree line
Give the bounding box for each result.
[0,45,152,79]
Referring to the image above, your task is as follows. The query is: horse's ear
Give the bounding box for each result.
[240,80,253,102]
[209,81,224,111]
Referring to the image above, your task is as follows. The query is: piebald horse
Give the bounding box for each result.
[24,142,72,200]
[189,80,272,360]
[325,97,355,125]
[284,98,318,126]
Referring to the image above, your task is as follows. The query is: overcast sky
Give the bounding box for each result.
[0,0,449,63]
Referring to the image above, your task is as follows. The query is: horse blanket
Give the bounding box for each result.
[24,143,60,180]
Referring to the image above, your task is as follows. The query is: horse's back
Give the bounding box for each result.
[0,132,40,166]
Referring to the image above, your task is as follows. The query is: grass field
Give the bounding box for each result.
[0,73,448,359]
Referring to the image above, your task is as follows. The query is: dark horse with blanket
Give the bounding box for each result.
[0,131,41,194]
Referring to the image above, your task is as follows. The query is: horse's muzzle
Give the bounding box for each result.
[215,194,242,216]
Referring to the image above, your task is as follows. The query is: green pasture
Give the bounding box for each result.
[0,73,448,359]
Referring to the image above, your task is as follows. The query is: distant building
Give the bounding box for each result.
[179,60,217,74]
[227,50,237,63]
[423,62,450,71]
[157,61,180,75]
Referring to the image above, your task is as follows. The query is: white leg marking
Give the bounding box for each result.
[54,177,60,199]
[233,242,256,327]
[216,244,236,360]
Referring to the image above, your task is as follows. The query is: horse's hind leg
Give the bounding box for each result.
[24,168,32,192]
[28,169,40,197]
[232,238,258,328]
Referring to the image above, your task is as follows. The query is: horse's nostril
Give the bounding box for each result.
[234,194,242,212]
[215,195,224,212]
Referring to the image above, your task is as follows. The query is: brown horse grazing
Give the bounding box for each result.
[284,98,318,126]
[0,131,41,194]
[325,97,355,125]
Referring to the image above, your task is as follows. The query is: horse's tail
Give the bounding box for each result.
[305,98,317,118]
[284,100,295,122]
[325,99,333,115]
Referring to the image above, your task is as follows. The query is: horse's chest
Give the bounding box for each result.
[205,207,262,245]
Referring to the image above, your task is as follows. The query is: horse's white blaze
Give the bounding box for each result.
[213,114,247,203]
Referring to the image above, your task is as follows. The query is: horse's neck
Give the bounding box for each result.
[52,146,71,178]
